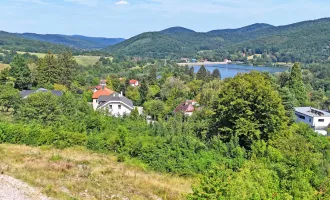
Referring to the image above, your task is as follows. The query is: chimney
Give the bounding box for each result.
[120,91,123,97]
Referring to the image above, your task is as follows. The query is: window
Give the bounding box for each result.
[309,118,312,122]
[297,115,305,120]
[109,105,112,110]
[318,119,325,122]
[118,105,122,110]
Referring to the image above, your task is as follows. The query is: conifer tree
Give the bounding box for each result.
[211,68,221,80]
[196,65,207,81]
[9,55,32,90]
[288,63,308,106]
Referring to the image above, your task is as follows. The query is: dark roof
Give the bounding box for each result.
[20,88,63,98]
[98,92,134,109]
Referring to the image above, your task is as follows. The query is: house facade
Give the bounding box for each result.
[95,92,135,117]
[92,87,115,110]
[295,107,330,136]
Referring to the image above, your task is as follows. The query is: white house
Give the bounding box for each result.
[96,92,135,117]
[295,107,330,136]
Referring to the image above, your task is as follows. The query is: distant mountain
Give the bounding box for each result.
[0,31,73,53]
[104,18,330,62]
[17,33,125,50]
[161,27,196,34]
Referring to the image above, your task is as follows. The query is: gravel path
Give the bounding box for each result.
[0,175,51,200]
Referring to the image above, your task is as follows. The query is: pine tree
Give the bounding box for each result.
[148,65,157,85]
[139,78,149,103]
[279,87,296,124]
[196,65,207,81]
[188,67,195,79]
[9,55,32,90]
[211,69,221,80]
[288,63,308,106]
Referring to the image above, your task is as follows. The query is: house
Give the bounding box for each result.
[191,59,197,63]
[93,80,107,92]
[180,58,190,63]
[174,100,199,116]
[96,92,135,117]
[20,88,63,99]
[295,107,330,136]
[92,87,115,110]
[129,79,139,87]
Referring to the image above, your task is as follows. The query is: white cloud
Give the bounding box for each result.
[115,0,129,5]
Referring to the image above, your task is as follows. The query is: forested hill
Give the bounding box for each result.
[0,31,125,51]
[18,33,125,50]
[104,18,330,62]
[0,31,73,53]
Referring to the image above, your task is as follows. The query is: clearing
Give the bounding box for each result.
[0,63,10,71]
[0,144,193,200]
[16,51,107,67]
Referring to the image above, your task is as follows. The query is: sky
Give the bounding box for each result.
[1,0,330,38]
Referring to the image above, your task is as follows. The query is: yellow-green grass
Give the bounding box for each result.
[0,144,193,200]
[0,63,10,71]
[74,55,102,66]
[17,51,47,58]
[247,54,262,60]
[16,51,108,67]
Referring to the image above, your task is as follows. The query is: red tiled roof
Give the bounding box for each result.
[95,85,102,90]
[92,88,115,99]
[129,79,138,84]
[174,100,197,113]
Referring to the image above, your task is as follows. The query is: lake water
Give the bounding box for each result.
[193,64,288,79]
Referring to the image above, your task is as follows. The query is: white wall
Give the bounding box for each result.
[93,99,98,110]
[295,112,330,128]
[313,117,330,128]
[98,102,132,117]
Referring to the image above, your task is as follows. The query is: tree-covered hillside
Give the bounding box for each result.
[104,18,330,62]
[19,33,125,50]
[0,31,73,53]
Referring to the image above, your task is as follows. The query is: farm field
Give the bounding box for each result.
[16,51,107,67]
[0,144,193,200]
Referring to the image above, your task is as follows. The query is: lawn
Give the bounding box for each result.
[0,144,193,200]
[247,54,262,60]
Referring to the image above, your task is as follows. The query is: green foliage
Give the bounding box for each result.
[211,68,221,80]
[143,100,166,119]
[9,55,33,90]
[288,63,308,106]
[196,65,207,81]
[0,85,20,112]
[209,72,288,149]
[125,86,141,105]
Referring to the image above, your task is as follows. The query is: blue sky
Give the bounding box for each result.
[1,0,330,38]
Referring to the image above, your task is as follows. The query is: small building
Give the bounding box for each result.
[92,87,115,110]
[96,92,135,117]
[174,100,199,116]
[295,107,330,136]
[20,88,63,99]
[180,58,190,63]
[129,79,139,87]
[191,59,197,63]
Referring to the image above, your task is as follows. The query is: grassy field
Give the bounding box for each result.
[0,63,10,71]
[247,54,262,60]
[0,144,193,200]
[16,51,106,67]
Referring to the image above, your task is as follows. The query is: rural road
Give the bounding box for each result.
[0,175,50,200]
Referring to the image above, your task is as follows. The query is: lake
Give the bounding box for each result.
[193,64,288,79]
